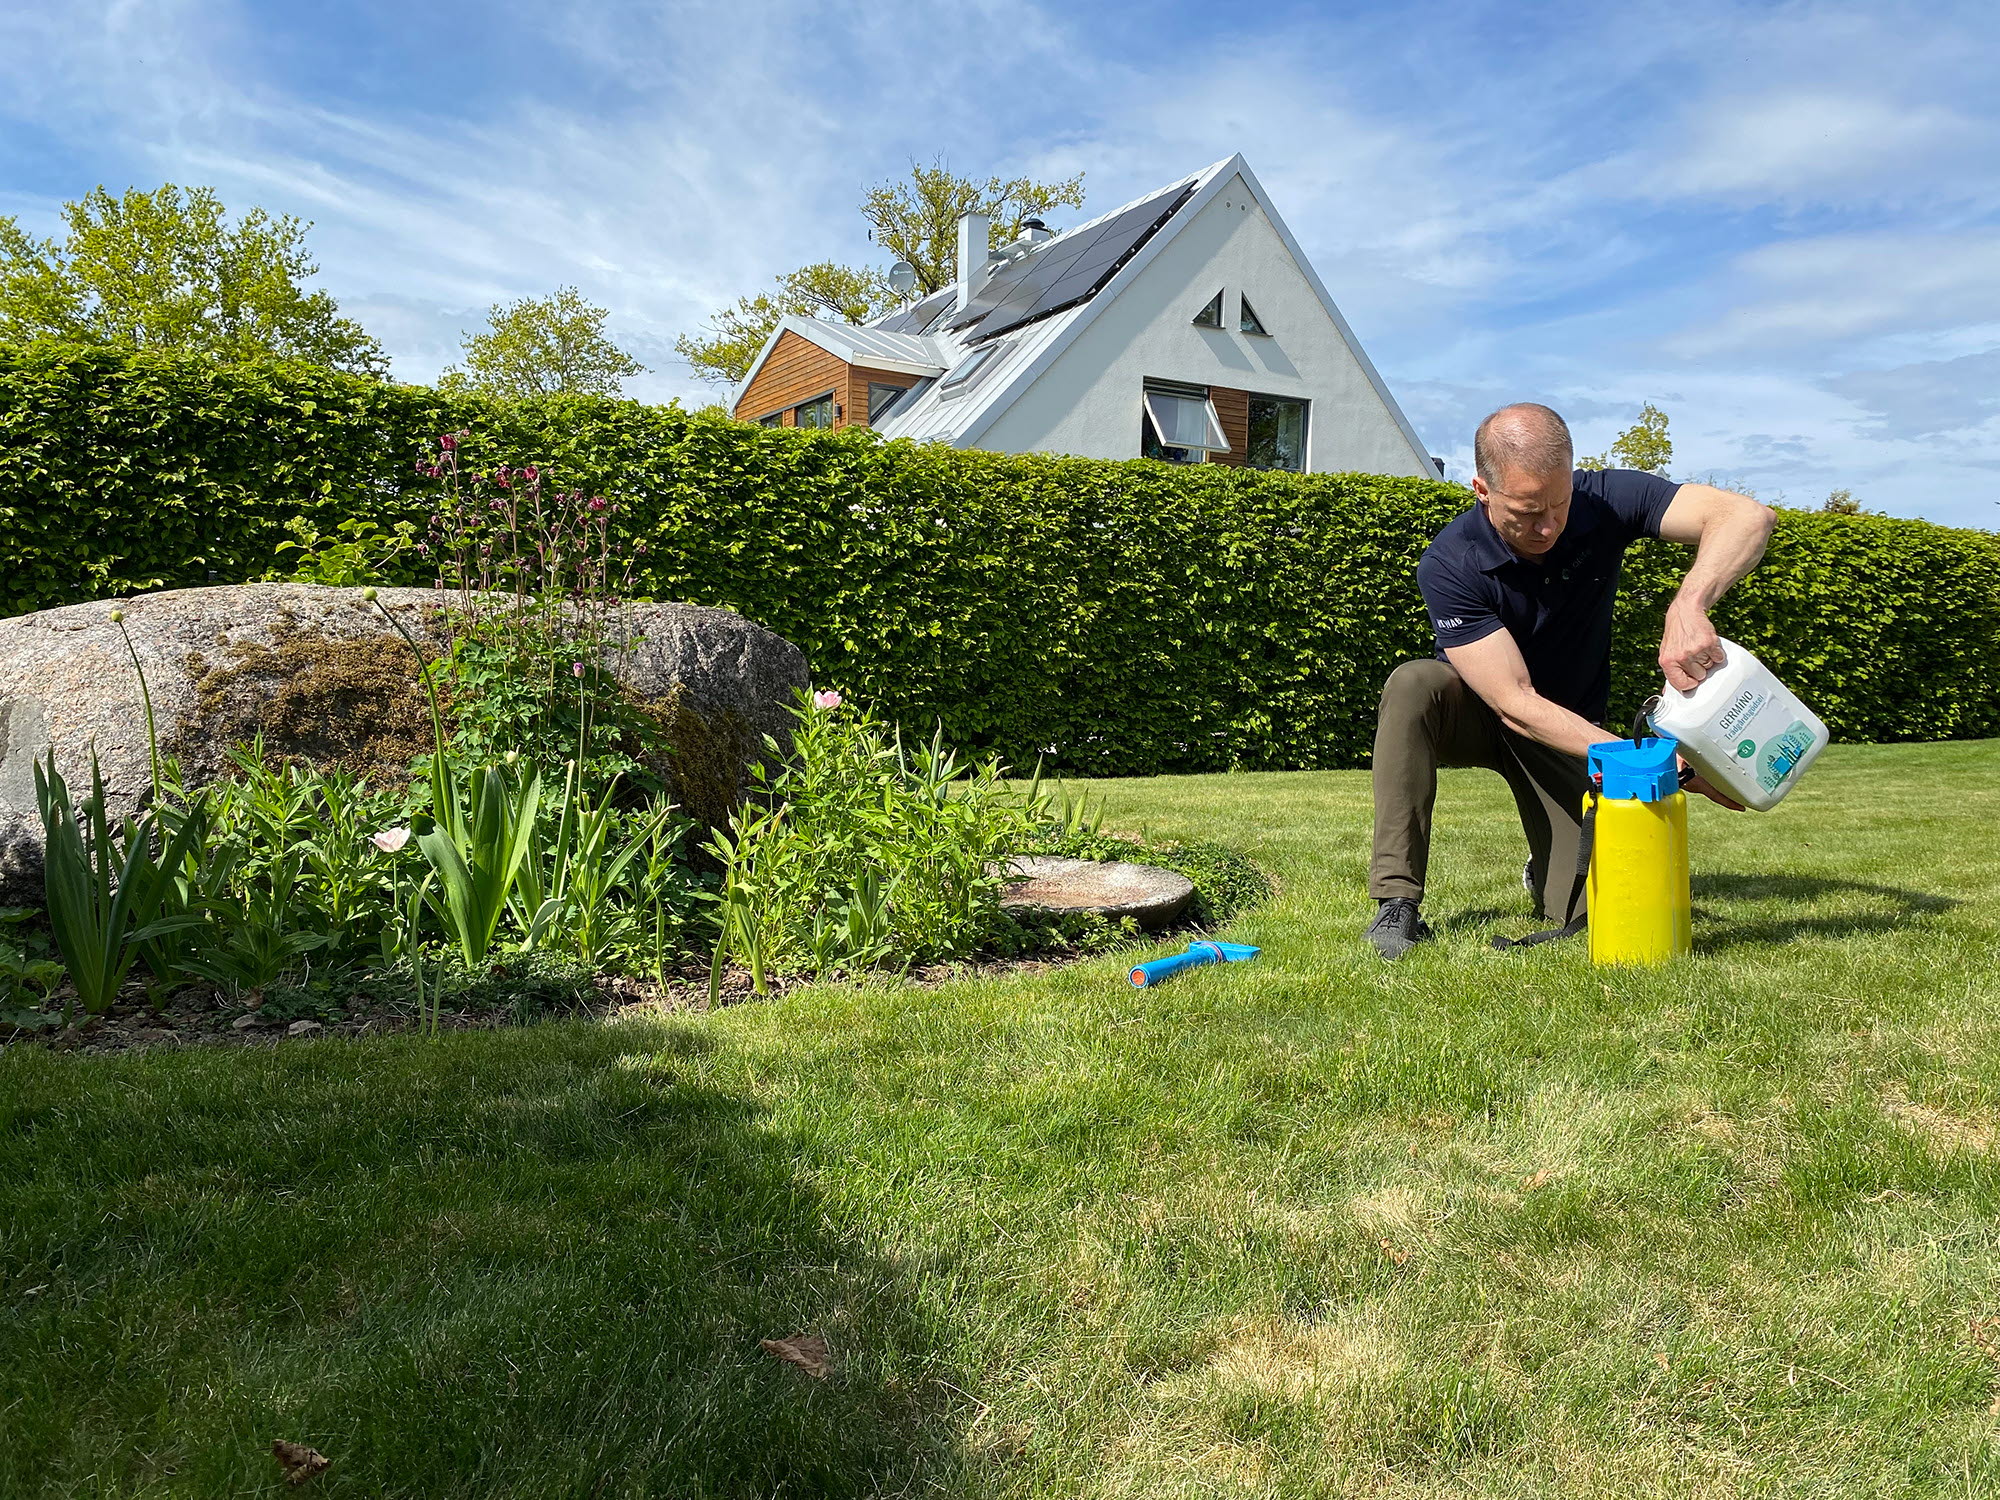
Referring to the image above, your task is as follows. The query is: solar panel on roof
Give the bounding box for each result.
[946,180,1196,342]
[874,287,955,335]
[944,240,1090,331]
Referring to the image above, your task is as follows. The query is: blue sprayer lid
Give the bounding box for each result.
[1589,737,1680,801]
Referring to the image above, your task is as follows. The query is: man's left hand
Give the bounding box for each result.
[1660,604,1725,692]
[1684,771,1746,811]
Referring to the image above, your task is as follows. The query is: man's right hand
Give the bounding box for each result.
[1684,770,1745,811]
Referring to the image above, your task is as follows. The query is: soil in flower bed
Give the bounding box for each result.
[4,954,1076,1056]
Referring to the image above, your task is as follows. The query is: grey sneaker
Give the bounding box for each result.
[1365,898,1433,960]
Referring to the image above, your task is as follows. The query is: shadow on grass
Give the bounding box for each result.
[1432,906,1514,935]
[0,1020,969,1498]
[1690,871,1960,951]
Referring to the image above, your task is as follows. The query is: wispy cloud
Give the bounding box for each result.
[2,0,1996,525]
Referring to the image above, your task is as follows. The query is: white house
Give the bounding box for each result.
[729,154,1436,478]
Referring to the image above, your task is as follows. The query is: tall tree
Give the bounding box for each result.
[0,184,384,374]
[676,163,1086,386]
[443,286,645,400]
[860,160,1086,295]
[1578,402,1673,473]
[673,263,897,387]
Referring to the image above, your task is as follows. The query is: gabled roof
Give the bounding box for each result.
[727,153,1432,473]
[726,318,946,410]
[862,160,1220,449]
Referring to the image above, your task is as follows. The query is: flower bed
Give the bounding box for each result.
[2,437,1267,1044]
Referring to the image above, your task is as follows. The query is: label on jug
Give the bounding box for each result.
[1756,721,1817,793]
[1716,689,1767,737]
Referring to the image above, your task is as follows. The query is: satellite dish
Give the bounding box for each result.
[887,261,919,297]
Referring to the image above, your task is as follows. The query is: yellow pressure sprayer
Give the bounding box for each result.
[1492,730,1691,964]
[1583,736,1691,965]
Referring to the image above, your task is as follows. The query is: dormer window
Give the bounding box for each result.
[1239,295,1269,336]
[1192,290,1224,328]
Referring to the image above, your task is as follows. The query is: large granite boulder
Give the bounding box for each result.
[0,584,809,901]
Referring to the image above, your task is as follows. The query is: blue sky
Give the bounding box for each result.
[3,0,1996,526]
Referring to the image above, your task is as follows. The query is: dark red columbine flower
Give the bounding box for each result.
[634,540,649,554]
[588,496,607,512]
[522,466,539,482]
[439,433,458,451]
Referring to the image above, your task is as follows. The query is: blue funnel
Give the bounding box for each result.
[1589,737,1680,802]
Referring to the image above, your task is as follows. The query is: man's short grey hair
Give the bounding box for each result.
[1474,403,1573,487]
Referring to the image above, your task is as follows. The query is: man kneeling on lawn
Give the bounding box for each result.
[1365,402,1775,960]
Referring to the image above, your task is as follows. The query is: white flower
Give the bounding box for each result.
[370,827,412,853]
[813,690,843,710]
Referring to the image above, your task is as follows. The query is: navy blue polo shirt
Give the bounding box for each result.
[1416,468,1681,722]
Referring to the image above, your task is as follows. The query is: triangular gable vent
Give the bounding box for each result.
[1192,289,1224,328]
[1239,294,1269,336]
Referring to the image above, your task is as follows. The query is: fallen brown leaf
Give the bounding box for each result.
[271,1439,329,1485]
[1970,1316,2000,1361]
[760,1332,832,1378]
[1378,1238,1411,1267]
[1521,1169,1553,1191]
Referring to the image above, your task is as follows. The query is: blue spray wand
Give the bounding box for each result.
[1129,940,1261,988]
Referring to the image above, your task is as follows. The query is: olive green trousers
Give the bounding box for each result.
[1368,659,1593,924]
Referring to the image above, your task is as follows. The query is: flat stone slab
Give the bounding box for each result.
[1000,856,1194,930]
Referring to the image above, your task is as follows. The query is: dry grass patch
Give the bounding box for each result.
[1879,1089,2000,1155]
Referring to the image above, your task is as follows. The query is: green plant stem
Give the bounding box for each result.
[111,615,162,802]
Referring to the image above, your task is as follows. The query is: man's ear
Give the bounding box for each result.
[1470,475,1489,501]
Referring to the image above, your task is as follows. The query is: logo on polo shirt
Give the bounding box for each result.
[1436,616,1464,629]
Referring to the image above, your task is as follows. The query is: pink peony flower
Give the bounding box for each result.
[370,827,412,853]
[813,690,842,710]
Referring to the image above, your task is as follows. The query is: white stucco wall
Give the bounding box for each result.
[974,175,1431,477]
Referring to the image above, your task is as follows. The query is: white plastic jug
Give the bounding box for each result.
[1644,638,1829,811]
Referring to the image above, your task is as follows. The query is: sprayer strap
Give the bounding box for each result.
[1491,789,1596,951]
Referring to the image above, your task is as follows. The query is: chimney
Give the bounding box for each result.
[1021,218,1052,243]
[956,210,991,310]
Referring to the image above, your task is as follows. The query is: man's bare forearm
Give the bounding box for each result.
[1658,486,1776,687]
[1494,690,1606,760]
[1671,504,1774,615]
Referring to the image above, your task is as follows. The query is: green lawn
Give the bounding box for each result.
[6,740,2000,1498]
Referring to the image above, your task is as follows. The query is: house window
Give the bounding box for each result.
[940,342,1002,393]
[868,382,910,422]
[1192,290,1225,328]
[1239,295,1269,336]
[1142,382,1229,463]
[756,412,783,428]
[793,392,836,429]
[1246,395,1308,472]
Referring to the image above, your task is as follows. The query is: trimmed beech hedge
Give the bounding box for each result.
[5,341,1996,774]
